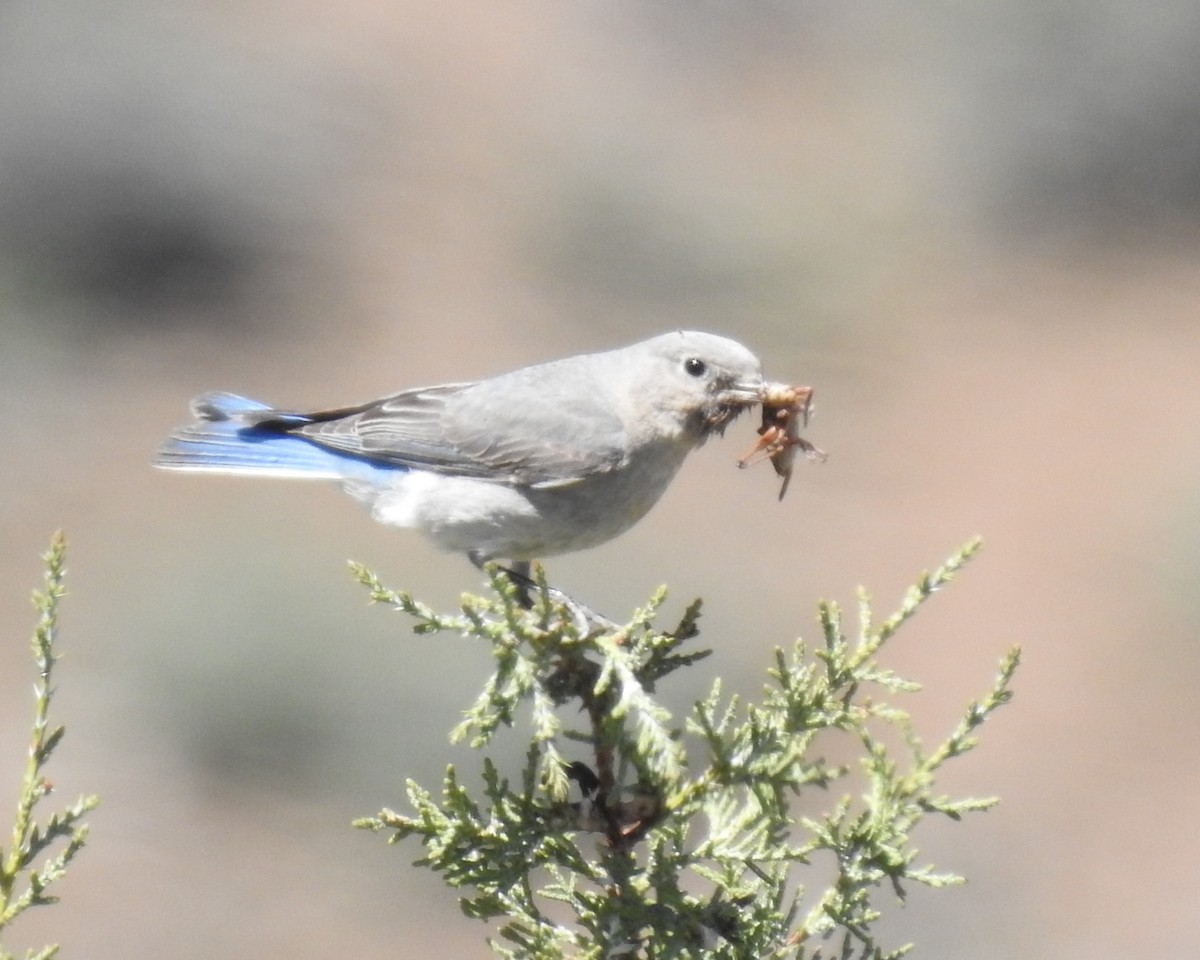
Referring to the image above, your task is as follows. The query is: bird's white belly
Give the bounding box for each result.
[361,441,691,561]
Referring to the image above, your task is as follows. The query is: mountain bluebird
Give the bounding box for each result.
[154,331,768,575]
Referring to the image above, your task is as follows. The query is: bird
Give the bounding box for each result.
[154,331,767,600]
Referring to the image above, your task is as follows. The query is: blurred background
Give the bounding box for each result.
[2,1,1198,956]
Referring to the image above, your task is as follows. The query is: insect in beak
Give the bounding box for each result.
[737,383,827,500]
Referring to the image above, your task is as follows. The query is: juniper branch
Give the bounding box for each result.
[355,539,1017,959]
[1,533,99,960]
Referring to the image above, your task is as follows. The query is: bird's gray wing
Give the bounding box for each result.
[273,384,494,478]
[440,363,630,486]
[276,372,629,485]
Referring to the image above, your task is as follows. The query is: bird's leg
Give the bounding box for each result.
[470,551,536,608]
[468,551,616,635]
[503,559,537,609]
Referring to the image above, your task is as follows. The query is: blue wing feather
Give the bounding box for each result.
[155,392,407,482]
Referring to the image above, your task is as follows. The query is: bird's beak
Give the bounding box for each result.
[704,377,766,434]
[721,377,767,408]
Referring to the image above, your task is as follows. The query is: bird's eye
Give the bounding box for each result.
[683,357,707,377]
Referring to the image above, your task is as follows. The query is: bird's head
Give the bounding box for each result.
[631,331,766,443]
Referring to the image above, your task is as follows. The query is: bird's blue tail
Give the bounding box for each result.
[154,391,397,483]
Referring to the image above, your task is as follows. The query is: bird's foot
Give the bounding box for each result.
[471,555,617,636]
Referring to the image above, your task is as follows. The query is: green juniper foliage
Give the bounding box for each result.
[354,539,1019,959]
[1,534,98,960]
